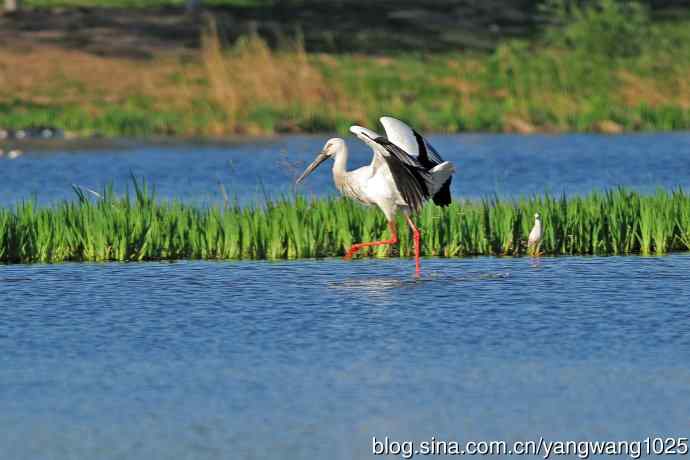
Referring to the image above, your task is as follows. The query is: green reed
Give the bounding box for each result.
[1,185,690,264]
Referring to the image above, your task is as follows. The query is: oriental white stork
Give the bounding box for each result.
[296,116,455,275]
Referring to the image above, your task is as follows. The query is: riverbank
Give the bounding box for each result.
[1,2,689,137]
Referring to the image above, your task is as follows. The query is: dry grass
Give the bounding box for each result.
[0,26,350,135]
[0,44,156,104]
[199,17,345,133]
[618,70,690,110]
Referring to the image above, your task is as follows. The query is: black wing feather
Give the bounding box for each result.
[413,130,444,165]
[432,179,452,206]
[412,130,452,207]
[374,137,432,213]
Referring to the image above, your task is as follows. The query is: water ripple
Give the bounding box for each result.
[2,255,690,459]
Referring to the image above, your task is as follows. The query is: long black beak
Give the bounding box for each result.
[296,152,328,184]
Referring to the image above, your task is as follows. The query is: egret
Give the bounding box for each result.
[528,212,542,256]
[296,116,455,275]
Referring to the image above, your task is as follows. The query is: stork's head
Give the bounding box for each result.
[534,212,541,221]
[296,138,345,184]
[321,138,345,156]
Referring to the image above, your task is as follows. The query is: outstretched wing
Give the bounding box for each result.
[380,116,452,207]
[380,116,420,157]
[374,137,432,213]
[380,116,444,166]
[349,125,386,174]
[350,125,431,213]
[413,130,444,165]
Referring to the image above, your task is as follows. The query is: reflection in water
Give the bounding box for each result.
[329,270,512,293]
[329,276,409,290]
[529,256,543,268]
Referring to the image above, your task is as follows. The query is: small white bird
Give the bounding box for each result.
[8,149,23,159]
[528,212,543,256]
[296,116,455,275]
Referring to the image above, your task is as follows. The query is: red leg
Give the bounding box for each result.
[344,221,398,260]
[405,215,421,276]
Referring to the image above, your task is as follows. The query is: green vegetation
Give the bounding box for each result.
[2,184,690,264]
[1,0,689,136]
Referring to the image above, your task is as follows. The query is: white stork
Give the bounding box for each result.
[296,116,455,275]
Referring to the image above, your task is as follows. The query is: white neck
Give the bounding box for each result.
[332,144,349,183]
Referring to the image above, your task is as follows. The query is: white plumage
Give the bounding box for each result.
[296,116,455,274]
[528,212,542,255]
[346,125,454,220]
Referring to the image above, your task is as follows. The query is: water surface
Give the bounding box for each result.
[3,133,689,459]
[2,132,689,206]
[2,256,689,459]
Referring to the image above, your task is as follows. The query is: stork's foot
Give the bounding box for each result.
[343,221,398,261]
[527,245,543,257]
[343,247,360,260]
[344,239,397,260]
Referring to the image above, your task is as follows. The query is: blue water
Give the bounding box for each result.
[2,133,690,459]
[1,132,690,206]
[2,256,690,459]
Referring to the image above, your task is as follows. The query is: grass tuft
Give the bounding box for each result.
[1,184,690,264]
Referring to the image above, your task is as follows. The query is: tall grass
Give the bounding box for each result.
[200,18,343,134]
[1,185,690,264]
